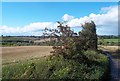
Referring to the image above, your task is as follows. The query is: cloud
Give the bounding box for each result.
[66,6,118,35]
[0,22,58,36]
[1,5,118,36]
[66,6,118,27]
[62,14,74,21]
[90,6,118,26]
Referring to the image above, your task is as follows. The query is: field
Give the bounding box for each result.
[2,46,53,64]
[1,36,111,80]
[101,46,119,52]
[98,38,119,43]
[98,38,119,46]
[103,39,118,43]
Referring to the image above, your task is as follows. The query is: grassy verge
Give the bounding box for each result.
[2,50,109,80]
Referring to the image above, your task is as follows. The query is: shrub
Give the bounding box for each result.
[2,51,109,80]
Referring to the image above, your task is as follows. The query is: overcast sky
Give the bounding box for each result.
[1,2,118,36]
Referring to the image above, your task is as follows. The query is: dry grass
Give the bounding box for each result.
[2,46,53,64]
[99,46,120,61]
[34,38,50,43]
[101,46,119,52]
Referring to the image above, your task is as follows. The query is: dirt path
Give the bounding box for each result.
[2,46,53,64]
[100,46,120,81]
[106,52,119,81]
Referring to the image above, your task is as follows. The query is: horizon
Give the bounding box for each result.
[1,34,119,37]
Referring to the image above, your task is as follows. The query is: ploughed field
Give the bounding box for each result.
[2,46,53,64]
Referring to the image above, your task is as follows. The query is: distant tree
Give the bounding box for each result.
[1,35,3,37]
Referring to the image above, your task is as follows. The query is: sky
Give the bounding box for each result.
[2,0,119,2]
[1,2,118,36]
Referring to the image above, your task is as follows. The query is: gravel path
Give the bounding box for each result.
[106,53,120,81]
[100,46,120,81]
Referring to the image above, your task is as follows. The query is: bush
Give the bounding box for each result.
[2,50,109,80]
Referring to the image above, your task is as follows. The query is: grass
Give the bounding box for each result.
[98,38,119,46]
[2,50,109,80]
[103,39,118,43]
[98,38,118,42]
